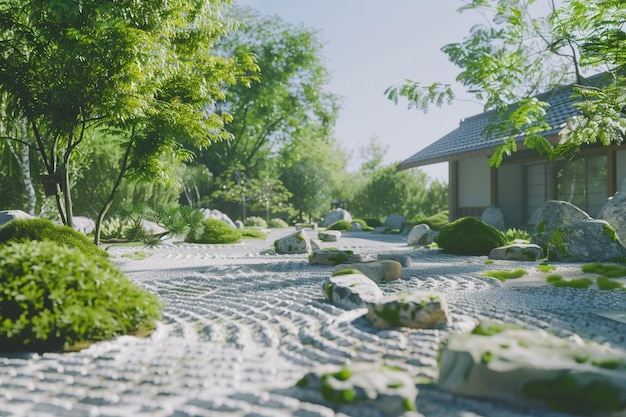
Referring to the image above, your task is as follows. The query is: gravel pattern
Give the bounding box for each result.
[1,229,625,417]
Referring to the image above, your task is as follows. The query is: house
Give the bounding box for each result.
[397,75,626,229]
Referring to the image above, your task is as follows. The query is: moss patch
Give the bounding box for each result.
[546,275,593,289]
[435,217,508,256]
[332,269,363,276]
[581,263,626,278]
[482,268,528,282]
[596,277,625,291]
[538,264,557,273]
[471,321,525,336]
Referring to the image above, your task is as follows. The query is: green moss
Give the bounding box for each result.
[320,367,357,404]
[546,275,593,289]
[328,253,350,264]
[374,304,402,327]
[403,397,418,412]
[435,217,508,256]
[538,264,557,273]
[332,269,363,276]
[603,223,619,242]
[326,220,352,231]
[574,355,588,364]
[484,259,495,265]
[582,263,626,278]
[331,367,353,381]
[386,381,404,389]
[185,218,241,244]
[481,350,493,364]
[482,268,528,282]
[547,229,570,260]
[471,321,525,336]
[121,250,149,260]
[296,376,309,387]
[536,220,546,235]
[324,283,334,302]
[523,374,624,414]
[591,359,621,370]
[596,276,625,291]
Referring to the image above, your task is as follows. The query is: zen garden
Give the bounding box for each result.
[0,1,625,417]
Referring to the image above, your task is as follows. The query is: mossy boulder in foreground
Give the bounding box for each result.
[438,320,626,415]
[0,241,162,353]
[435,217,508,256]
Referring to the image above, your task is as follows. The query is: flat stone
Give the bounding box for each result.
[377,253,412,267]
[366,291,448,329]
[322,273,383,310]
[334,260,403,283]
[318,230,341,242]
[489,244,544,261]
[309,250,363,265]
[274,230,312,254]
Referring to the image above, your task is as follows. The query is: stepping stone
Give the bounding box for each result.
[334,260,403,283]
[322,273,383,310]
[366,291,448,329]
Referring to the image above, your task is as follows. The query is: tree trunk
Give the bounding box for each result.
[19,121,36,215]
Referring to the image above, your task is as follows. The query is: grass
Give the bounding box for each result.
[482,268,528,282]
[240,227,267,239]
[596,277,625,291]
[538,264,557,273]
[581,263,626,278]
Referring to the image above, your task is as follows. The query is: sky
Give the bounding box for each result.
[231,0,487,182]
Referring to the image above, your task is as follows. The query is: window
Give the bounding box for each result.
[555,155,607,217]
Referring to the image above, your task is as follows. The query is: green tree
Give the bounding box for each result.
[386,0,625,166]
[280,156,332,222]
[0,0,252,244]
[198,6,340,182]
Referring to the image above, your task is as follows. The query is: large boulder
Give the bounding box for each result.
[293,363,420,417]
[435,217,508,256]
[384,214,406,232]
[319,208,352,228]
[530,200,591,248]
[200,208,236,229]
[274,230,312,255]
[598,177,626,246]
[406,224,434,246]
[481,207,506,231]
[544,219,626,262]
[438,320,626,416]
[322,272,383,310]
[0,210,34,227]
[334,260,403,283]
[366,291,448,329]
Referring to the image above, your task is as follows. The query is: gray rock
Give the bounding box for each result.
[318,230,341,242]
[366,291,448,329]
[319,208,352,228]
[351,221,363,231]
[372,226,389,234]
[545,219,626,262]
[481,207,506,231]
[438,320,626,416]
[530,200,591,248]
[309,250,363,265]
[274,230,312,255]
[293,363,420,417]
[489,244,544,261]
[140,219,168,237]
[72,216,96,235]
[598,177,626,246]
[334,260,403,283]
[200,208,237,228]
[384,214,406,232]
[234,220,244,229]
[406,224,433,246]
[322,273,383,310]
[377,253,412,267]
[0,210,34,227]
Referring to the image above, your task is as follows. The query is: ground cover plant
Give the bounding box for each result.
[326,220,352,231]
[0,218,108,258]
[0,241,162,353]
[410,210,449,231]
[581,263,626,278]
[436,217,508,256]
[240,228,267,239]
[546,275,593,289]
[185,218,242,244]
[596,277,625,291]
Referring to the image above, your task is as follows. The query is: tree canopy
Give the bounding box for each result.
[386,0,625,166]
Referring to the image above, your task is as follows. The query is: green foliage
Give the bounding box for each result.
[268,218,289,228]
[505,228,531,243]
[581,263,626,278]
[482,268,528,282]
[352,219,373,231]
[411,210,449,231]
[596,277,625,291]
[185,219,242,244]
[361,218,383,228]
[546,275,593,289]
[280,156,332,221]
[326,220,353,231]
[0,219,108,258]
[244,216,268,228]
[240,228,266,239]
[538,264,557,273]
[471,321,525,336]
[435,217,508,256]
[0,241,162,353]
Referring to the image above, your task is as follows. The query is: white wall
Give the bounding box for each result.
[458,157,491,207]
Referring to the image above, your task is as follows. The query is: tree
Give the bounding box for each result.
[0,0,253,243]
[198,6,340,182]
[280,156,332,222]
[386,0,625,166]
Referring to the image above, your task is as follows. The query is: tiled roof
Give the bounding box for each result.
[397,74,605,170]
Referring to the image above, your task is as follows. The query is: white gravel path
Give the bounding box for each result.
[1,228,625,417]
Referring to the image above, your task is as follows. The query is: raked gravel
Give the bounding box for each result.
[1,229,625,417]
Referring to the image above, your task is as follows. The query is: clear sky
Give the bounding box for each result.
[231,0,487,182]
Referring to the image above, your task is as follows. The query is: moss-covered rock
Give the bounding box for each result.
[435,217,508,256]
[185,218,242,244]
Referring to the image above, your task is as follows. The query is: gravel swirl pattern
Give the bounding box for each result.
[1,229,625,417]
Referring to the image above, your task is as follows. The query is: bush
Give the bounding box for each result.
[268,218,289,228]
[411,210,449,231]
[185,218,242,244]
[0,218,108,258]
[0,241,162,353]
[327,220,353,231]
[244,216,268,228]
[435,217,508,256]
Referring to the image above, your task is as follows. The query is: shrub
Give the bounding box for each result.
[0,218,108,258]
[268,218,289,228]
[0,241,162,353]
[185,218,242,244]
[326,220,353,231]
[435,217,508,256]
[411,210,449,231]
[505,228,531,243]
[244,216,268,228]
[240,227,267,239]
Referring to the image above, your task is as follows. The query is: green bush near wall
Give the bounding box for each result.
[0,241,162,353]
